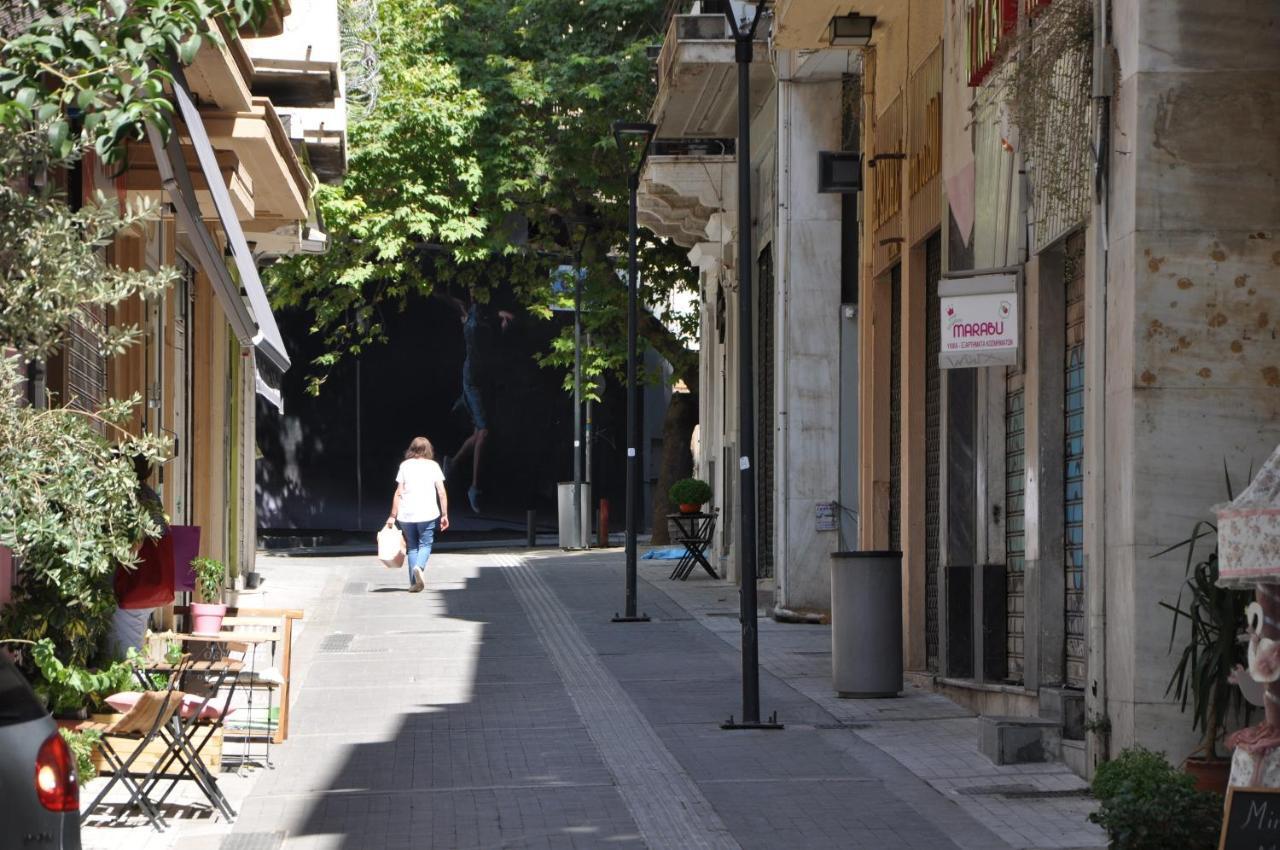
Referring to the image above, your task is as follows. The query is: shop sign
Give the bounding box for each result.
[967,0,1017,87]
[939,272,1019,368]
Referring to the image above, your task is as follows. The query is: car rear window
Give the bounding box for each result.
[0,655,46,727]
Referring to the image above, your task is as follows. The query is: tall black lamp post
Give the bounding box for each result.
[721,1,781,731]
[612,120,656,624]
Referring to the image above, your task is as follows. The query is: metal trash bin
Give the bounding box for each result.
[830,551,903,698]
[556,482,591,549]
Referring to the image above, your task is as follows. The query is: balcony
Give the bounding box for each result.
[650,11,773,138]
[241,0,348,184]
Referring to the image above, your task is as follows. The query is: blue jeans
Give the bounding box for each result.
[398,519,437,585]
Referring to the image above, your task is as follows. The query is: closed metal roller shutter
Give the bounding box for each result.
[888,264,902,551]
[1005,366,1026,682]
[65,306,107,416]
[924,235,941,672]
[1063,232,1086,689]
[757,246,775,579]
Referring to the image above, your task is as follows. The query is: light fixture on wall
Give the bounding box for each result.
[828,13,876,47]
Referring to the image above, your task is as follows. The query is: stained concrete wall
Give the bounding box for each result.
[1102,0,1280,763]
[771,53,844,612]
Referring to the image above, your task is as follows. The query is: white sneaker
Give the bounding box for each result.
[409,568,425,592]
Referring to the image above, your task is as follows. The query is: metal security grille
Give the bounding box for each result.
[1064,232,1087,689]
[924,235,942,672]
[757,246,775,579]
[65,306,107,415]
[888,264,902,551]
[1005,366,1026,682]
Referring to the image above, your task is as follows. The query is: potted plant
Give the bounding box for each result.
[1158,514,1254,793]
[190,556,228,634]
[1089,746,1222,850]
[670,478,712,514]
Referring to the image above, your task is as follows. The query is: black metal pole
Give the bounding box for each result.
[614,172,648,622]
[722,2,780,731]
[574,265,583,549]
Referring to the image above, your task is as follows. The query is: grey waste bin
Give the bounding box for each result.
[556,482,591,549]
[830,551,903,698]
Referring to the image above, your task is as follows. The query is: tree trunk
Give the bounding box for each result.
[649,390,698,545]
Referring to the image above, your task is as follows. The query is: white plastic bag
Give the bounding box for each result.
[378,522,406,568]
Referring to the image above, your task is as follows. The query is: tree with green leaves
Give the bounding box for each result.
[0,0,270,671]
[267,0,701,538]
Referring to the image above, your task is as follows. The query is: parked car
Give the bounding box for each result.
[0,653,81,850]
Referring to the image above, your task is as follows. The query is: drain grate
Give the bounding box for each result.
[814,722,871,730]
[220,833,286,850]
[343,581,368,595]
[319,633,354,653]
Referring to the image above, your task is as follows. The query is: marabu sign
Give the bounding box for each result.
[939,271,1019,368]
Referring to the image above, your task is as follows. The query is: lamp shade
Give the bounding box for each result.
[829,14,875,46]
[1216,443,1280,588]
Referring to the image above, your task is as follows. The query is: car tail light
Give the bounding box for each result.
[35,731,79,812]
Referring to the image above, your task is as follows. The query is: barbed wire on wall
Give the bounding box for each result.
[340,0,382,119]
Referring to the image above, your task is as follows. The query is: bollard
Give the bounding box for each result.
[526,510,536,547]
[598,499,610,548]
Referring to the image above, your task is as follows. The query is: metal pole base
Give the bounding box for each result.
[611,613,651,623]
[721,711,784,730]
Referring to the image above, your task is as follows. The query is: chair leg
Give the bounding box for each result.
[84,739,168,832]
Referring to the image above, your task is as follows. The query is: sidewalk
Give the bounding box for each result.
[86,547,1106,849]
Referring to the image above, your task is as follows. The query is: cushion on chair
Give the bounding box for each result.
[104,691,236,720]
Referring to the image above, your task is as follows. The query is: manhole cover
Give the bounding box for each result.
[221,833,286,850]
[319,633,354,652]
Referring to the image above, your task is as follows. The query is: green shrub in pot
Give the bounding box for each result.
[669,478,711,509]
[1088,746,1221,850]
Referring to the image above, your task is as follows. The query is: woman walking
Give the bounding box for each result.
[387,436,449,592]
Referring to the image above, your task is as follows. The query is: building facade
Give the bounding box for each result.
[0,0,345,604]
[658,0,1280,777]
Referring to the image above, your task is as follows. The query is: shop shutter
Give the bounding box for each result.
[1005,366,1026,682]
[888,264,902,551]
[1063,232,1087,689]
[757,246,775,579]
[924,235,942,671]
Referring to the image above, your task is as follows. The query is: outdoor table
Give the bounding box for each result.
[134,654,243,820]
[667,511,718,580]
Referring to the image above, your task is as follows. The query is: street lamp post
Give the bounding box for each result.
[721,1,781,731]
[612,120,656,624]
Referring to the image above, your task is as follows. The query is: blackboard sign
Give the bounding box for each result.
[1220,786,1280,850]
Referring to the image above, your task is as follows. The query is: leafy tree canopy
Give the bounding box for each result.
[267,0,700,395]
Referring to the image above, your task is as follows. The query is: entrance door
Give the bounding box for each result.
[170,257,195,525]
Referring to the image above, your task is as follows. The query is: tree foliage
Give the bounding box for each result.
[267,0,700,394]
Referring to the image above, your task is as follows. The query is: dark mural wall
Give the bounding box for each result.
[256,293,630,536]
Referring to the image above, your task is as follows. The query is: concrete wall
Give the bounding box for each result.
[772,52,844,611]
[1102,0,1280,762]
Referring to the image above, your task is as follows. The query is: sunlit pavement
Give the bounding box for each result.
[85,548,1106,849]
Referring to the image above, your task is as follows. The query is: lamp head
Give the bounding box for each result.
[828,13,876,47]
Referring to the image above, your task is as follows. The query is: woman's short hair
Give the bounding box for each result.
[405,436,434,460]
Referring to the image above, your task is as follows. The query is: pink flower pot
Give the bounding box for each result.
[191,601,227,635]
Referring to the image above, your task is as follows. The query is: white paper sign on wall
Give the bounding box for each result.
[939,272,1019,369]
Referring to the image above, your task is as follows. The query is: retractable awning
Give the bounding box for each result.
[145,62,291,411]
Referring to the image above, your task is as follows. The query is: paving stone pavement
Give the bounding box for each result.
[83,548,1108,849]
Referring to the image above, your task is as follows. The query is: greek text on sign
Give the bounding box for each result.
[939,272,1019,369]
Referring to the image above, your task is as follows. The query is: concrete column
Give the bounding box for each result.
[1022,251,1067,691]
[773,55,842,611]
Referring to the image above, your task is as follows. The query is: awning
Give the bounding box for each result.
[146,62,291,411]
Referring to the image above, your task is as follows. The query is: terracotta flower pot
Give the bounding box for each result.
[679,503,701,514]
[1183,755,1231,794]
[191,601,228,635]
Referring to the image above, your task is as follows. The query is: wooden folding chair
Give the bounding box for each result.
[78,657,191,831]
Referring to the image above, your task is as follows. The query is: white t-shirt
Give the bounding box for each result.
[395,458,445,523]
